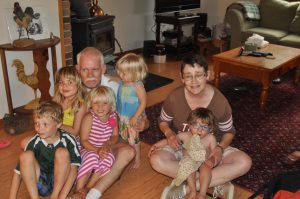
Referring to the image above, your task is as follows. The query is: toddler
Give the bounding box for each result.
[74,86,119,199]
[149,107,217,199]
[116,53,148,169]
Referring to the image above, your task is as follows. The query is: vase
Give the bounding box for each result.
[90,0,104,17]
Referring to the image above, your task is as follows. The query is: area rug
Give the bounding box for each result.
[144,73,173,92]
[140,71,300,192]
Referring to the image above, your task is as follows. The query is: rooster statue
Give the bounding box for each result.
[11,59,39,109]
[13,2,39,39]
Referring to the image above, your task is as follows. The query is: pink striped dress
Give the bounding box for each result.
[77,111,116,180]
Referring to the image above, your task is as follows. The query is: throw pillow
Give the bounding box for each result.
[290,4,300,34]
[260,0,299,31]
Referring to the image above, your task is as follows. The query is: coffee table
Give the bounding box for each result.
[213,44,300,108]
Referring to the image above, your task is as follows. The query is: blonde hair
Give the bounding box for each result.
[86,86,116,111]
[34,101,63,124]
[77,47,104,65]
[116,53,148,82]
[53,66,85,113]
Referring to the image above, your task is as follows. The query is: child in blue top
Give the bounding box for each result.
[116,53,148,169]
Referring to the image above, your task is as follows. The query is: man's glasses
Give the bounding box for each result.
[182,73,207,82]
[191,122,210,132]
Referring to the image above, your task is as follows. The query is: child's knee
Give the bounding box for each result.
[126,145,136,159]
[118,145,135,162]
[55,147,70,160]
[20,150,35,163]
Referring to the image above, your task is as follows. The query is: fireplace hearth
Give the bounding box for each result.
[71,15,115,64]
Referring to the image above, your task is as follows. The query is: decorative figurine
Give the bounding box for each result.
[12,2,40,47]
[90,0,104,17]
[50,32,54,41]
[11,59,39,110]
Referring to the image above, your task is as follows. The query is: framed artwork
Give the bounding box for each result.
[4,2,49,42]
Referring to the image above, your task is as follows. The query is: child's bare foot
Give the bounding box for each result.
[187,190,196,199]
[131,159,141,169]
[72,187,89,199]
[196,193,206,199]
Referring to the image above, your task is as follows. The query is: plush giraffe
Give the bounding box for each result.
[173,134,206,186]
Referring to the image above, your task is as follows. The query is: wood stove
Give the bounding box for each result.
[71,15,115,64]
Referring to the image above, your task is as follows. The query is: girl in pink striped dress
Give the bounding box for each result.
[74,86,119,198]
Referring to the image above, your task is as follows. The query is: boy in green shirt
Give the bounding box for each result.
[9,101,81,199]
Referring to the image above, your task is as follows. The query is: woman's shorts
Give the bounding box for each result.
[160,145,239,163]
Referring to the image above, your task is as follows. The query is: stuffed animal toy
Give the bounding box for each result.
[173,134,206,186]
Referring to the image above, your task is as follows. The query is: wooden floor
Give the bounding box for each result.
[0,57,260,198]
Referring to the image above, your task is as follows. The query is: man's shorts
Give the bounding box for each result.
[37,170,54,197]
[160,145,239,163]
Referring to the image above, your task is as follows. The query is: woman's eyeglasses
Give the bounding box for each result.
[182,73,207,82]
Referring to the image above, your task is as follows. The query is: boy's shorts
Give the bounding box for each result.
[37,170,54,197]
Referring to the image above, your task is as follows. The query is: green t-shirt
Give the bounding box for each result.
[15,129,81,174]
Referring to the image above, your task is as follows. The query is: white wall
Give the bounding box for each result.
[101,0,157,52]
[0,0,62,117]
[101,0,260,52]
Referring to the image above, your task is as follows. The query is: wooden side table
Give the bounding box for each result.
[212,38,228,53]
[0,36,60,115]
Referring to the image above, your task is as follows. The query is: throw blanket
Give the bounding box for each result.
[227,1,260,21]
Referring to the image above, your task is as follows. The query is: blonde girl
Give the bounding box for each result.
[116,53,148,169]
[53,66,86,136]
[74,86,118,198]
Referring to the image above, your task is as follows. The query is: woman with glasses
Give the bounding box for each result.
[149,54,252,199]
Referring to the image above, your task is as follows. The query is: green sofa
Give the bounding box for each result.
[225,0,300,49]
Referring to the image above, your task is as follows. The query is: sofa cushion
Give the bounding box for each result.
[260,0,299,31]
[279,34,300,48]
[290,4,300,34]
[242,27,288,44]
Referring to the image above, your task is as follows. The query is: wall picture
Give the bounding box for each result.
[5,2,49,42]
